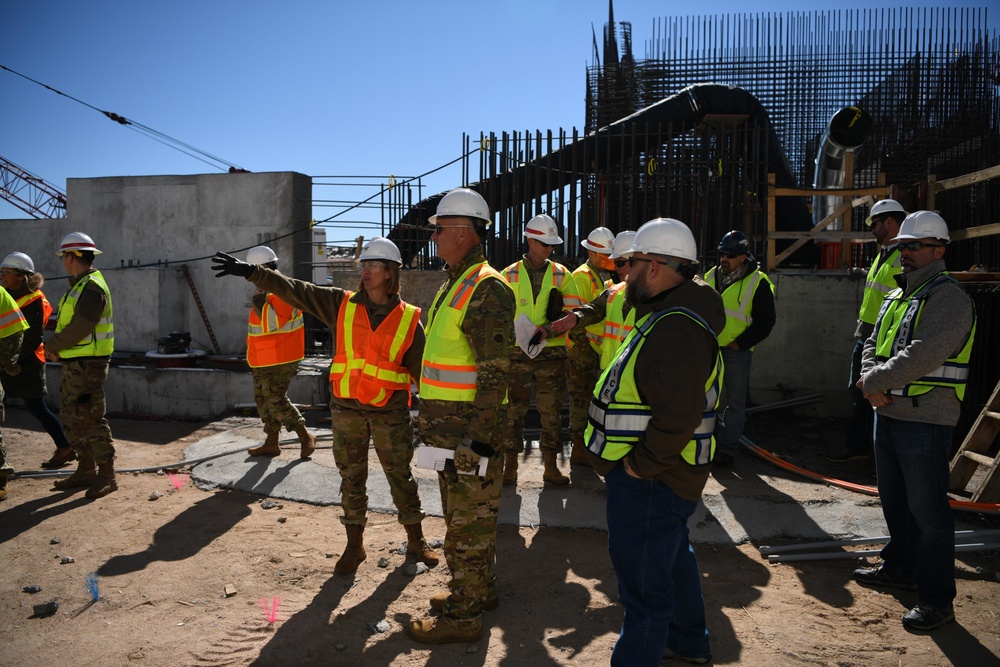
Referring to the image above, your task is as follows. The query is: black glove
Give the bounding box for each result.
[212,251,254,279]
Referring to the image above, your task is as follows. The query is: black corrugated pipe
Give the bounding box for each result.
[812,106,873,229]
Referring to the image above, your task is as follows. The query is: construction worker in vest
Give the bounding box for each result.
[45,233,118,499]
[702,230,776,466]
[241,246,316,460]
[565,226,616,466]
[1,253,72,471]
[501,214,581,487]
[583,218,725,666]
[407,187,515,644]
[0,280,29,501]
[854,211,976,632]
[212,237,439,576]
[829,198,906,462]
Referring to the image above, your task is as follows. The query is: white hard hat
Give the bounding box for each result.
[57,232,102,256]
[625,218,698,262]
[357,237,402,264]
[890,210,950,244]
[865,198,908,226]
[609,231,637,259]
[246,246,279,265]
[428,188,492,227]
[523,214,563,245]
[581,227,615,254]
[1,251,35,274]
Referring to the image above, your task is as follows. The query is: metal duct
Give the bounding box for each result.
[812,106,872,229]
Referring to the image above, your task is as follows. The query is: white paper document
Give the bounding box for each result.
[415,446,489,476]
[514,313,545,358]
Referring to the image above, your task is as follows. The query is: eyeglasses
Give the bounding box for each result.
[428,224,470,235]
[720,252,743,259]
[359,260,387,270]
[896,241,944,252]
[614,260,628,268]
[627,257,669,267]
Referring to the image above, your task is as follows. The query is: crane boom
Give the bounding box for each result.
[0,156,67,219]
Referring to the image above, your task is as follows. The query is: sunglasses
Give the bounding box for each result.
[427,224,470,234]
[627,257,669,267]
[720,252,743,259]
[359,260,387,270]
[896,241,944,252]
[614,260,628,268]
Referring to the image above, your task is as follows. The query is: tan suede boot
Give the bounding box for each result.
[569,436,592,468]
[334,524,366,575]
[502,451,518,486]
[294,423,316,459]
[248,432,281,457]
[429,589,499,612]
[408,616,482,644]
[542,451,569,486]
[405,523,440,568]
[53,455,97,490]
[86,462,118,499]
[41,447,77,469]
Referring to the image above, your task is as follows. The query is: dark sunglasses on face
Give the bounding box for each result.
[896,241,944,252]
[720,252,742,259]
[614,260,628,268]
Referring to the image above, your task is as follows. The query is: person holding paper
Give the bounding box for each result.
[500,214,580,486]
[407,188,515,644]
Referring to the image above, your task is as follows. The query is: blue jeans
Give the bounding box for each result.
[716,347,752,456]
[874,414,956,608]
[845,337,874,454]
[606,463,710,666]
[24,397,71,450]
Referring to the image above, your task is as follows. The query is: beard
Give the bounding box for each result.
[625,268,649,304]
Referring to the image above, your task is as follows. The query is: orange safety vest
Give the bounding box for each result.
[16,290,53,363]
[329,295,420,407]
[246,294,305,368]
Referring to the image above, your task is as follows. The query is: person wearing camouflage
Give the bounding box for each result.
[242,246,316,460]
[501,214,580,487]
[46,233,118,499]
[212,237,438,576]
[407,188,515,645]
[0,283,29,501]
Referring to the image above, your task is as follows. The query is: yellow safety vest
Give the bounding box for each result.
[874,272,976,400]
[859,246,902,326]
[704,266,775,348]
[0,288,29,340]
[572,262,613,353]
[420,261,510,403]
[599,282,635,370]
[55,270,114,358]
[503,259,570,348]
[585,307,723,466]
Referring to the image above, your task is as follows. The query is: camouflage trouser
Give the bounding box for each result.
[251,363,304,434]
[0,382,9,477]
[418,405,506,628]
[505,356,567,453]
[566,344,600,444]
[59,358,115,464]
[329,404,424,527]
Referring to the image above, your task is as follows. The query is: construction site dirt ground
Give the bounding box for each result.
[1,407,998,667]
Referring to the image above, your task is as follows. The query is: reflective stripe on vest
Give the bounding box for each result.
[874,272,976,400]
[420,261,511,402]
[859,246,902,325]
[704,266,774,348]
[329,295,419,407]
[55,270,114,358]
[246,294,304,367]
[585,307,723,466]
[573,263,612,352]
[0,289,29,341]
[599,282,635,370]
[503,260,569,348]
[16,290,52,363]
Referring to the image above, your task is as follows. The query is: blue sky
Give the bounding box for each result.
[2,1,996,246]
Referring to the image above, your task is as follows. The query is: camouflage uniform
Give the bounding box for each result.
[503,256,579,454]
[0,328,26,480]
[247,268,427,525]
[567,260,612,443]
[418,246,514,630]
[251,363,304,434]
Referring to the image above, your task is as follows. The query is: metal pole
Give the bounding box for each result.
[768,542,1000,563]
[745,394,823,414]
[760,529,1000,555]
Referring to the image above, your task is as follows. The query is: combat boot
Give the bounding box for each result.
[503,451,518,486]
[248,432,281,457]
[0,475,8,501]
[334,524,366,575]
[542,451,569,486]
[430,589,499,612]
[294,423,316,459]
[41,447,77,469]
[53,455,97,490]
[408,616,482,644]
[569,436,592,468]
[405,522,440,567]
[86,462,118,499]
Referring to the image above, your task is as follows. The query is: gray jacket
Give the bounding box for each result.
[860,259,975,426]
